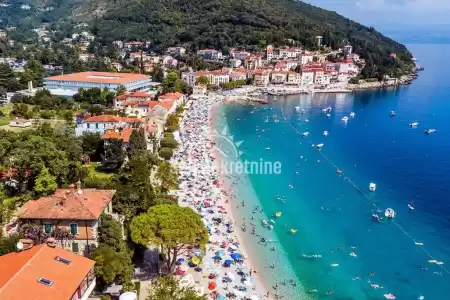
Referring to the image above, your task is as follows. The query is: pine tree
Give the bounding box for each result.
[34,167,57,196]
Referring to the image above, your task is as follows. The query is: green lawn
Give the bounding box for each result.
[0,103,13,126]
[0,118,68,132]
[86,163,114,180]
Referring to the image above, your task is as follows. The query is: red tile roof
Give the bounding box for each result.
[102,127,134,142]
[46,71,149,84]
[0,244,95,300]
[19,189,116,220]
[83,115,142,123]
[159,92,183,102]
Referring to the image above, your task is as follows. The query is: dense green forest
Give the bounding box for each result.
[1,0,414,78]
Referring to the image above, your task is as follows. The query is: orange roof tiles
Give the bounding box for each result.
[159,92,183,102]
[102,127,134,142]
[83,115,142,123]
[0,244,95,300]
[46,71,149,84]
[19,189,116,220]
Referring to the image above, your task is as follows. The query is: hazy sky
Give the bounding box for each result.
[309,0,450,28]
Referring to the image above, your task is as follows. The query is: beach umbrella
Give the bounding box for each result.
[177,258,185,263]
[176,268,185,275]
[231,253,241,260]
[191,257,200,265]
[217,295,226,300]
[208,281,216,290]
[224,259,233,265]
[216,249,225,256]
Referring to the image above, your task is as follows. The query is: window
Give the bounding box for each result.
[87,123,90,129]
[55,256,72,265]
[70,223,78,235]
[43,223,52,234]
[72,242,79,253]
[38,277,53,286]
[95,123,98,129]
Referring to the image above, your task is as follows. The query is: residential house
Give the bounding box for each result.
[102,126,135,148]
[274,62,289,72]
[197,49,222,61]
[78,53,93,62]
[229,72,247,82]
[301,69,314,85]
[181,71,197,87]
[114,91,153,108]
[230,49,249,60]
[334,62,358,74]
[123,41,144,50]
[209,72,230,86]
[9,118,32,128]
[253,70,270,86]
[75,115,142,136]
[271,71,288,84]
[0,243,96,300]
[313,69,324,84]
[111,61,123,72]
[147,101,176,121]
[162,55,178,68]
[143,62,155,73]
[166,47,186,56]
[285,59,299,70]
[266,45,274,60]
[229,59,241,68]
[343,45,353,55]
[159,92,185,107]
[18,184,117,255]
[300,53,314,65]
[287,72,301,85]
[337,73,349,82]
[315,73,331,85]
[112,40,124,49]
[193,84,207,96]
[244,55,262,69]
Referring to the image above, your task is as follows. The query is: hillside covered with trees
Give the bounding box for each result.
[2,0,414,77]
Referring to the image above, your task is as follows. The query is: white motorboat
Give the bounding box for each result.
[294,106,301,112]
[350,112,355,118]
[323,131,329,136]
[326,113,331,117]
[390,111,396,117]
[369,182,376,192]
[302,132,310,137]
[409,122,419,127]
[342,116,349,123]
[326,106,332,112]
[424,129,436,134]
[316,143,324,150]
[321,108,327,113]
[385,208,396,218]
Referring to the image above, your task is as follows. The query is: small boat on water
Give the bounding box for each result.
[326,113,331,117]
[323,130,329,136]
[350,112,355,118]
[316,143,324,150]
[262,220,268,227]
[265,147,271,150]
[302,132,310,137]
[336,169,343,175]
[409,122,419,127]
[294,106,301,112]
[342,116,349,123]
[372,214,381,221]
[290,229,297,234]
[385,208,396,218]
[424,129,436,134]
[369,182,376,192]
[390,111,396,117]
[274,212,282,217]
[321,108,327,113]
[384,293,396,300]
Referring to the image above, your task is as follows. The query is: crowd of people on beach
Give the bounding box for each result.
[170,96,272,300]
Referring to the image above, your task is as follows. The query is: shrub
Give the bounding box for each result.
[159,148,173,160]
[164,132,174,139]
[160,137,178,148]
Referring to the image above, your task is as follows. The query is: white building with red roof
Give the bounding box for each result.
[75,115,142,136]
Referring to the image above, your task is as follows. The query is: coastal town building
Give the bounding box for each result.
[300,53,314,65]
[114,91,153,108]
[244,55,262,69]
[193,84,207,96]
[18,183,118,255]
[75,115,142,136]
[301,69,314,85]
[343,45,353,55]
[44,72,152,96]
[229,59,242,68]
[230,49,250,60]
[102,126,135,148]
[253,70,270,86]
[0,243,96,300]
[166,46,186,56]
[287,72,301,85]
[271,71,288,84]
[229,72,247,82]
[197,49,223,61]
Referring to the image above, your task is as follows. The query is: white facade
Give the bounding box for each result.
[300,54,314,65]
[301,72,314,85]
[287,72,301,85]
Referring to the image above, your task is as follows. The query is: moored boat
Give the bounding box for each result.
[409,122,419,127]
[390,111,396,117]
[369,182,376,192]
[424,128,436,134]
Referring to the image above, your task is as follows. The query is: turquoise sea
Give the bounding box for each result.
[212,44,450,299]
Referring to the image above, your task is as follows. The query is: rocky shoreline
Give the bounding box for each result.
[346,66,424,91]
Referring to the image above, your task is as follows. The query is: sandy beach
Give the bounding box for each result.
[171,95,273,299]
